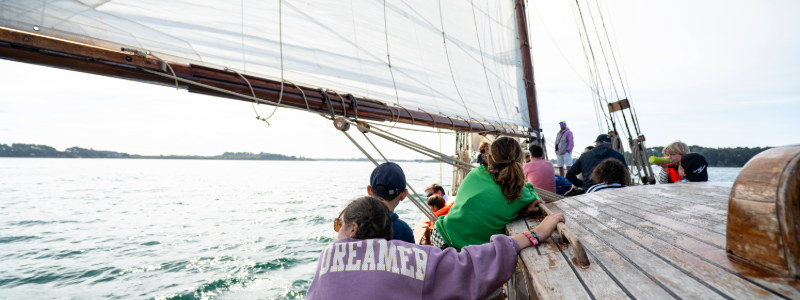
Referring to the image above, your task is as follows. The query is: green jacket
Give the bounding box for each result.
[435,165,539,250]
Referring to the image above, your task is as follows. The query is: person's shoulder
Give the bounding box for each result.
[393,217,412,230]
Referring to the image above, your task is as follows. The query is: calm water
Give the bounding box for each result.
[0,159,740,299]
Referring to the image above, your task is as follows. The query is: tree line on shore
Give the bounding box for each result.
[2,143,772,167]
[0,144,310,161]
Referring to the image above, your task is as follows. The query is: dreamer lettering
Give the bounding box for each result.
[317,240,428,281]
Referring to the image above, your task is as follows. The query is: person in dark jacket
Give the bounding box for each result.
[566,134,627,189]
[366,162,415,243]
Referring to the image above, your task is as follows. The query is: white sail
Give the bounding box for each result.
[0,0,529,127]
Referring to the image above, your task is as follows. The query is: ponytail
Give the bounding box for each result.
[487,137,526,203]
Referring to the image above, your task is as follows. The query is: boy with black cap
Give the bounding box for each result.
[678,153,710,182]
[366,162,415,243]
[566,134,627,189]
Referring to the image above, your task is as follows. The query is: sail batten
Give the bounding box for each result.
[1,0,531,128]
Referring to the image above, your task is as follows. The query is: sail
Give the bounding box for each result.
[0,0,530,127]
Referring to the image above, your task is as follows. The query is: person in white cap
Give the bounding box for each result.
[554,121,574,177]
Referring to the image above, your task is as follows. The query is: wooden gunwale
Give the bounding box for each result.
[0,26,534,138]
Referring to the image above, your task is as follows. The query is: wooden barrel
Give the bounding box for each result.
[727,144,800,278]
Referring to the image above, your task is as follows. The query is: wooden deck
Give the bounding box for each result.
[506,182,800,300]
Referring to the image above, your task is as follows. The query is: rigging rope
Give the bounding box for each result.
[263,0,285,122]
[437,0,473,121]
[225,67,271,126]
[382,0,402,108]
[469,0,505,126]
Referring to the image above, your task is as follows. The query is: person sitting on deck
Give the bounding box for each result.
[305,196,564,300]
[566,134,627,189]
[657,140,690,184]
[476,141,491,168]
[583,145,594,154]
[432,137,546,252]
[427,194,449,216]
[554,175,572,196]
[586,159,630,193]
[523,144,556,193]
[678,153,710,182]
[425,183,451,205]
[366,162,415,244]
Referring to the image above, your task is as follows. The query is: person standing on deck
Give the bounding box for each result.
[524,145,556,193]
[566,134,627,189]
[554,121,574,177]
[366,162,415,244]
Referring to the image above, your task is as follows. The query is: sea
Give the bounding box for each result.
[0,158,742,299]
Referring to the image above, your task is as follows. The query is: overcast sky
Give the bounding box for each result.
[1,0,798,159]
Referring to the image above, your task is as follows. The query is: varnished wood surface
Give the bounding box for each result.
[508,183,800,300]
[728,145,800,278]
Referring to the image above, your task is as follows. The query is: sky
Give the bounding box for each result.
[1,0,798,159]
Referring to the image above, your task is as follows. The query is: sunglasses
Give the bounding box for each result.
[427,193,433,197]
[334,217,342,232]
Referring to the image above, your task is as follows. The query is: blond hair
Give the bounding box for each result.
[663,141,690,155]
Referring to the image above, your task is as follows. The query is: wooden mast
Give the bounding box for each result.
[514,0,541,145]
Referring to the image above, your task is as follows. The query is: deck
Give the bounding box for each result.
[506,182,800,300]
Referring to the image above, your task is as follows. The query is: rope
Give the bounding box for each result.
[225,67,271,126]
[344,119,474,171]
[148,53,179,90]
[320,89,337,120]
[343,131,377,165]
[263,0,285,122]
[419,109,437,129]
[348,94,359,121]
[437,0,473,120]
[289,81,310,112]
[469,0,505,125]
[339,123,437,221]
[382,0,402,108]
[139,68,296,110]
[367,122,474,167]
[333,91,347,118]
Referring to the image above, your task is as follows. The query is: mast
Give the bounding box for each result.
[513,0,541,145]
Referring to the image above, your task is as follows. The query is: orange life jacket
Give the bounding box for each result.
[435,202,454,217]
[427,202,455,228]
[667,164,682,183]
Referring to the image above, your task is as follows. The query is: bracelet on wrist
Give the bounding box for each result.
[522,230,539,246]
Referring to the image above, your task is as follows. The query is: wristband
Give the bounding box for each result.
[522,230,539,246]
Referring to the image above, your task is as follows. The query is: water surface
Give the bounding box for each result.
[0,158,739,299]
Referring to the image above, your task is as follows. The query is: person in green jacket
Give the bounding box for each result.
[432,137,544,251]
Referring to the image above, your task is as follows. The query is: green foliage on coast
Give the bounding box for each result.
[0,144,130,158]
[0,144,310,161]
[646,145,771,167]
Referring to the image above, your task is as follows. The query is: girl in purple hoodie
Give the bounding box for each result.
[306,196,564,300]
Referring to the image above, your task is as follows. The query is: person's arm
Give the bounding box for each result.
[566,158,582,186]
[422,214,564,300]
[658,169,669,184]
[567,131,574,153]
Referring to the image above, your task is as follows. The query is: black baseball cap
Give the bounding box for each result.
[680,153,708,182]
[370,162,407,198]
[596,134,612,144]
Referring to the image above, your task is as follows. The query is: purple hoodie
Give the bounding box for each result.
[306,234,520,300]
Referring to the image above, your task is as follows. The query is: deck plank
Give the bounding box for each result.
[531,210,633,300]
[579,193,727,249]
[507,218,591,300]
[559,194,792,299]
